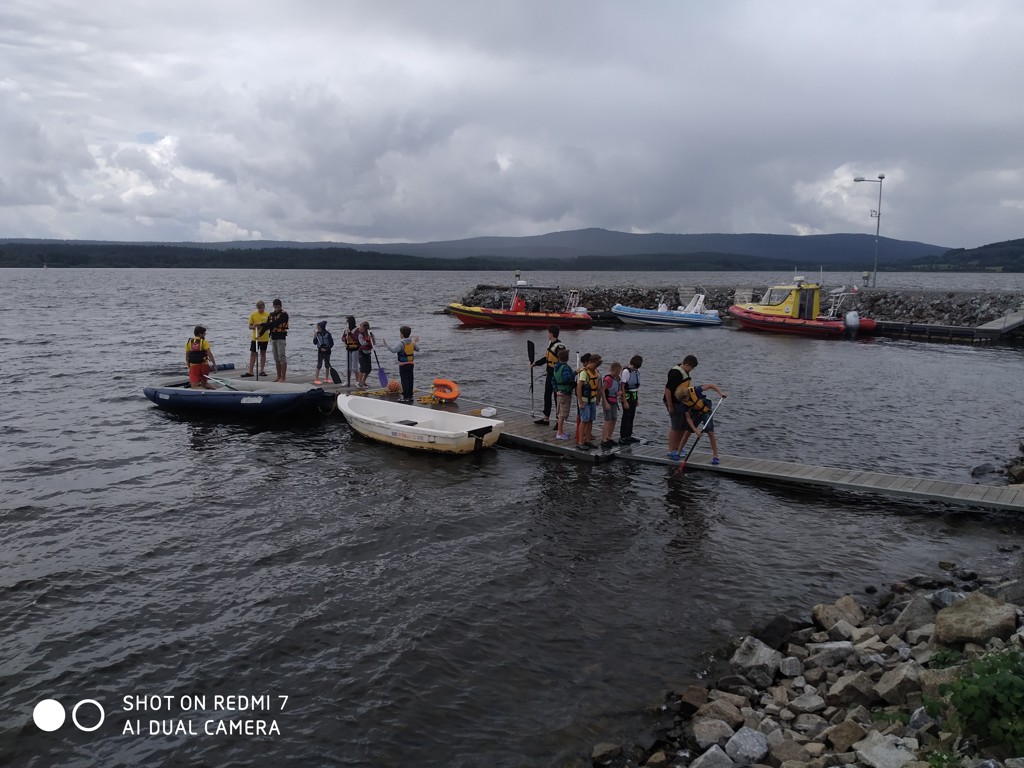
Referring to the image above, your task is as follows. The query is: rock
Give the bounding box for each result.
[934,591,1019,646]
[695,699,744,729]
[779,656,804,678]
[918,666,962,700]
[853,730,916,768]
[873,661,922,705]
[788,692,826,715]
[827,672,879,707]
[804,641,856,668]
[971,463,996,477]
[693,718,736,750]
[757,614,810,650]
[823,720,867,753]
[591,742,622,763]
[725,726,770,763]
[769,738,812,766]
[891,594,937,637]
[980,579,1024,607]
[644,750,669,767]
[731,636,783,687]
[679,684,710,715]
[792,713,829,737]
[690,744,736,768]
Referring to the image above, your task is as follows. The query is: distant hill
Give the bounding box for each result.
[0,228,978,270]
[908,238,1024,272]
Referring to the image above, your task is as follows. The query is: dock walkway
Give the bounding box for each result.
[497,413,1024,513]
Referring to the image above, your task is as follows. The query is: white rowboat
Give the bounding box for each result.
[336,394,503,454]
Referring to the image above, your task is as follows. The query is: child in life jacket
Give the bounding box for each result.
[551,347,574,440]
[313,321,334,384]
[600,361,623,450]
[382,325,420,403]
[185,325,217,389]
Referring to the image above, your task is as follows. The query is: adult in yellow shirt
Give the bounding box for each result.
[243,300,270,377]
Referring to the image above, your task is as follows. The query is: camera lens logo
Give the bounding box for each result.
[33,699,105,732]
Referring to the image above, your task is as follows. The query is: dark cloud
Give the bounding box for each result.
[0,1,1021,247]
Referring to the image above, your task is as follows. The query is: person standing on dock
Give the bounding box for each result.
[530,324,566,426]
[355,321,375,389]
[576,354,602,450]
[383,325,420,403]
[600,361,623,449]
[185,325,217,390]
[664,354,698,460]
[264,298,289,382]
[243,300,269,378]
[312,321,334,385]
[342,315,360,386]
[618,355,643,444]
[552,347,574,440]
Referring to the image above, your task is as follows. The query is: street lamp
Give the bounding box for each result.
[853,173,885,288]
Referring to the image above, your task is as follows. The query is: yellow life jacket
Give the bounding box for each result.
[579,368,599,403]
[678,384,711,413]
[398,339,415,365]
[671,365,692,402]
[544,340,565,367]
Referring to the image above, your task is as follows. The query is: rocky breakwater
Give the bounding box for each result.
[589,565,1024,768]
[453,285,1023,329]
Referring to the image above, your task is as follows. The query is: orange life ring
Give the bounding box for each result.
[432,378,460,402]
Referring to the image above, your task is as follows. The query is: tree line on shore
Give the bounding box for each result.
[1,238,1022,271]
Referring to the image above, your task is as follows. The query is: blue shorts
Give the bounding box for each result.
[578,402,597,423]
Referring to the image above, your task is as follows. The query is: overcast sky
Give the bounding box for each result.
[1,1,1021,248]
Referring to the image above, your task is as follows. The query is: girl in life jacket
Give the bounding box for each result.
[600,361,623,449]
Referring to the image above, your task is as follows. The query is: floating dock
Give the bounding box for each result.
[497,413,1024,513]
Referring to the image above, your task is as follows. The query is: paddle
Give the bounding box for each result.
[679,397,726,469]
[373,348,389,388]
[204,374,239,391]
[527,340,536,416]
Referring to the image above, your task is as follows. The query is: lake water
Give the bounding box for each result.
[2,268,1024,767]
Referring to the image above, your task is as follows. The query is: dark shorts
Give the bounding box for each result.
[669,402,691,431]
[250,340,268,352]
[359,352,371,374]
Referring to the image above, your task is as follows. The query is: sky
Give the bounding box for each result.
[1,1,1022,249]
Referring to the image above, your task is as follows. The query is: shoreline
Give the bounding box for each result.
[583,557,1024,768]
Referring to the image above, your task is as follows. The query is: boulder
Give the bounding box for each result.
[731,636,783,687]
[690,744,736,768]
[873,661,922,705]
[823,719,867,753]
[891,594,937,637]
[725,726,769,764]
[692,718,736,750]
[853,730,916,768]
[934,591,1019,646]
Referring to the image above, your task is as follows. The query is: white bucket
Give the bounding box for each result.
[480,407,497,417]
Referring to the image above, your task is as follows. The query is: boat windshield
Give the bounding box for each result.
[759,287,792,306]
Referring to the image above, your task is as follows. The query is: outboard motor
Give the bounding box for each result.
[844,310,861,339]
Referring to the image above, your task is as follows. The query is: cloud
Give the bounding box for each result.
[0,0,1022,247]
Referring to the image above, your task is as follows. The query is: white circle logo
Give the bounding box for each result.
[71,699,105,732]
[33,699,66,732]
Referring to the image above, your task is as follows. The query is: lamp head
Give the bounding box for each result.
[853,176,865,182]
[877,173,885,180]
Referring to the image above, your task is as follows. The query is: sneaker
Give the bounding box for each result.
[579,443,593,451]
[712,457,720,465]
[259,371,268,377]
[240,372,254,378]
[555,433,569,440]
[534,418,550,425]
[600,440,615,450]
[667,451,680,461]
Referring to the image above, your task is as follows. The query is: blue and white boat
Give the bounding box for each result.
[611,294,722,327]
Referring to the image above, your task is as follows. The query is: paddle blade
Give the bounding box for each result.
[378,367,389,387]
[527,339,536,364]
[329,367,341,384]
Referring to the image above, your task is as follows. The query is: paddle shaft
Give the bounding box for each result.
[372,347,389,387]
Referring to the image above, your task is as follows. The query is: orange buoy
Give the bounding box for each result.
[431,378,460,402]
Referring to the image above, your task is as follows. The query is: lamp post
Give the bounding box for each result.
[853,173,884,288]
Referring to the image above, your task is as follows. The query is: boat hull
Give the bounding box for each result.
[727,305,878,338]
[447,303,592,329]
[611,304,722,327]
[337,394,503,453]
[144,379,336,416]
